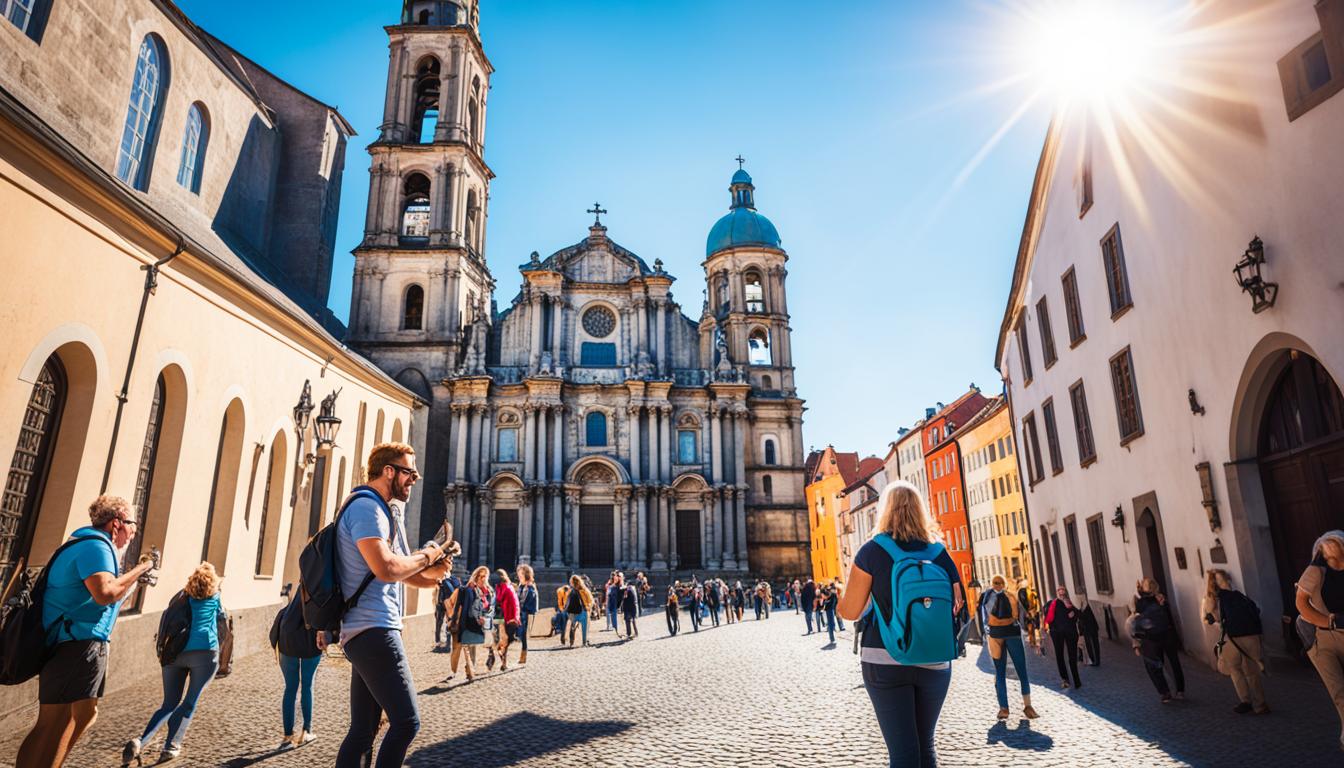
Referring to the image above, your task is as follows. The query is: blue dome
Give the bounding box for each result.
[706,207,781,256]
[731,169,753,185]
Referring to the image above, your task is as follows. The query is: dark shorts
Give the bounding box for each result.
[503,623,518,641]
[39,640,108,705]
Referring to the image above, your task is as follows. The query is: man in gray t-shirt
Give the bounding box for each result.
[334,443,450,768]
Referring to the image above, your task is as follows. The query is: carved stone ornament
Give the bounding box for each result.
[498,411,520,425]
[582,305,617,338]
[577,464,617,485]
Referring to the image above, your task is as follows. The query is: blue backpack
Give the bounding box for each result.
[868,535,956,665]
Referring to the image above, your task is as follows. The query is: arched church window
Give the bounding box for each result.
[117,34,170,191]
[762,375,774,390]
[400,173,431,244]
[716,274,730,313]
[764,438,777,466]
[468,76,481,146]
[412,57,441,144]
[402,284,424,330]
[744,271,765,313]
[0,355,65,586]
[418,9,430,23]
[762,475,773,501]
[176,102,208,194]
[123,373,165,613]
[748,328,772,366]
[585,412,608,447]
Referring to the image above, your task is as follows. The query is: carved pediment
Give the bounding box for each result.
[563,249,638,284]
[576,463,617,485]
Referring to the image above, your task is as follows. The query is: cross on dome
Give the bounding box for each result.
[587,202,608,225]
[736,155,746,170]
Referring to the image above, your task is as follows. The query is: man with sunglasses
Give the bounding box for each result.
[17,494,159,768]
[335,442,451,768]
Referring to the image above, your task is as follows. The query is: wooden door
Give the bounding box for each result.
[493,509,518,571]
[676,509,702,569]
[580,505,614,568]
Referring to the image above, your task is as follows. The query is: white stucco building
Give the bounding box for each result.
[996,0,1344,663]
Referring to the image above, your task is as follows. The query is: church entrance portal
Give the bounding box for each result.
[676,509,702,569]
[492,509,518,571]
[1258,352,1344,613]
[580,505,614,568]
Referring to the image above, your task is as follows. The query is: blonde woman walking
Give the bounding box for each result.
[564,574,594,646]
[447,567,492,683]
[123,563,226,764]
[837,481,964,768]
[516,564,538,665]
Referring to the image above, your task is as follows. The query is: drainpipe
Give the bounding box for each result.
[99,238,186,493]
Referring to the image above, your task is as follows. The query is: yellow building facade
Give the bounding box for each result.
[805,446,855,583]
[958,398,1034,592]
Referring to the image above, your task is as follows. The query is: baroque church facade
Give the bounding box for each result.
[350,1,808,578]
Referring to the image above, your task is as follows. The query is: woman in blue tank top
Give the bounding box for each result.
[837,481,964,768]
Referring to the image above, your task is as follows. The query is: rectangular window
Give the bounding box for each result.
[1015,316,1034,384]
[497,427,518,462]
[1069,380,1097,465]
[1305,38,1332,91]
[1101,224,1133,316]
[1036,297,1058,368]
[1064,515,1087,594]
[988,443,997,462]
[1086,514,1114,594]
[1022,413,1044,484]
[1109,347,1145,443]
[580,342,617,366]
[1061,266,1086,345]
[1042,399,1064,475]
[678,429,698,464]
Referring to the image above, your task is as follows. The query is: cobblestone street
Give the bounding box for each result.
[1,608,1340,767]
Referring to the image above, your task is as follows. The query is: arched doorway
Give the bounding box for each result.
[1136,508,1168,595]
[1258,352,1344,613]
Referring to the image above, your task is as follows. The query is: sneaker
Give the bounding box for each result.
[996,707,1009,720]
[121,737,142,766]
[1161,694,1173,704]
[294,731,317,747]
[1174,691,1185,701]
[1059,681,1071,689]
[1233,702,1253,714]
[1023,705,1040,719]
[277,738,296,752]
[160,745,181,762]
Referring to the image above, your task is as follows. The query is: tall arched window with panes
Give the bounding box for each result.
[117,35,170,191]
[0,356,65,587]
[123,373,166,614]
[176,102,208,194]
[3,0,52,42]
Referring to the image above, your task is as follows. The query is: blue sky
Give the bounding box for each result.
[178,0,1051,459]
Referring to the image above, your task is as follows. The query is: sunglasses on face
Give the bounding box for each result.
[116,517,138,528]
[388,464,420,480]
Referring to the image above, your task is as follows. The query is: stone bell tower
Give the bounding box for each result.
[349,0,496,535]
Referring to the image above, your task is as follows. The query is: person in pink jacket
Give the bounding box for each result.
[488,569,521,671]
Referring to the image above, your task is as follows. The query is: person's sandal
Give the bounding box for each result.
[1023,705,1040,719]
[996,708,1009,720]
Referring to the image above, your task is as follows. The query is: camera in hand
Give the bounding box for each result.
[423,522,461,566]
[137,545,161,586]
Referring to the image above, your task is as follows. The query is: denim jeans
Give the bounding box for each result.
[336,629,420,768]
[518,613,530,653]
[825,608,837,644]
[666,608,679,635]
[568,612,588,645]
[710,604,721,626]
[991,635,1031,708]
[862,662,952,767]
[280,653,322,735]
[140,649,218,749]
[804,609,814,634]
[689,606,701,631]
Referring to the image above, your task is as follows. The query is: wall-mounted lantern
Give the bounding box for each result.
[1188,388,1206,416]
[314,388,343,450]
[1196,461,1221,532]
[1233,236,1278,313]
[1111,505,1128,543]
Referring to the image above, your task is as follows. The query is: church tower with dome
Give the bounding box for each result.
[350,6,807,582]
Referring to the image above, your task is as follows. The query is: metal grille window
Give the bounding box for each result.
[1109,347,1145,443]
[1036,297,1058,368]
[1101,225,1133,316]
[1086,514,1113,593]
[1062,267,1086,344]
[0,357,65,587]
[1069,380,1097,464]
[1042,399,1064,475]
[117,36,167,190]
[124,375,165,613]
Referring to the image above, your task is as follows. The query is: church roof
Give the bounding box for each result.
[707,207,781,256]
[520,231,657,278]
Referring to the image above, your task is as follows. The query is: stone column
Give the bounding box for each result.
[537,405,549,484]
[663,489,677,570]
[650,406,663,485]
[476,488,493,568]
[370,270,387,336]
[705,490,721,570]
[633,298,647,360]
[522,406,535,482]
[445,268,462,334]
[534,488,547,564]
[642,488,660,569]
[733,410,748,485]
[551,299,563,365]
[628,404,642,483]
[722,488,738,570]
[566,489,582,567]
[736,485,748,569]
[453,404,469,483]
[455,487,471,573]
[734,409,749,567]
[654,299,667,376]
[518,496,532,565]
[475,404,490,483]
[551,405,564,483]
[710,404,723,485]
[363,165,383,237]
[550,487,564,568]
[529,294,543,370]
[660,407,673,482]
[615,488,630,567]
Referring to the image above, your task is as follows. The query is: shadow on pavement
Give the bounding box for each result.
[986,720,1053,751]
[407,712,633,767]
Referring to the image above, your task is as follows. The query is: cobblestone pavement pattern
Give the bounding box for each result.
[1,608,1339,767]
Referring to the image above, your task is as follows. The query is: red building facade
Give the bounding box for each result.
[921,389,989,586]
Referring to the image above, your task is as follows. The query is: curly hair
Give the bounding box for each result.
[185,562,220,600]
[88,495,131,527]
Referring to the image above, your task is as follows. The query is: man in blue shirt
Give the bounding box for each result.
[17,495,159,768]
[334,443,451,768]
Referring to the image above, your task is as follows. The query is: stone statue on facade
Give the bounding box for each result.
[634,350,655,379]
[714,325,735,380]
[459,295,490,376]
[539,349,555,376]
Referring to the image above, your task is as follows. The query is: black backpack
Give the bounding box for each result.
[1219,589,1262,637]
[155,590,193,666]
[0,535,111,685]
[1134,596,1171,637]
[298,487,388,632]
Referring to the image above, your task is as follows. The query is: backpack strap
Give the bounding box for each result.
[41,534,119,642]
